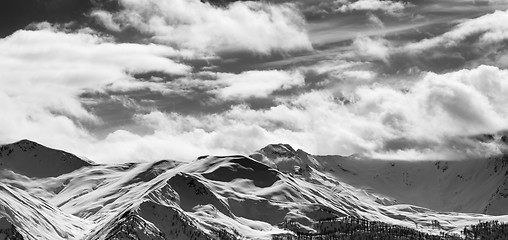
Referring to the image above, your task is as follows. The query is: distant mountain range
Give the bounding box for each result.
[1,140,508,239]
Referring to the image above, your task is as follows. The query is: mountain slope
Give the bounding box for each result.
[2,140,508,239]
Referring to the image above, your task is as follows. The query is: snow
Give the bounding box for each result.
[1,140,508,239]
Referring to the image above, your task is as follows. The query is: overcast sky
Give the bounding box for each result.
[1,0,508,163]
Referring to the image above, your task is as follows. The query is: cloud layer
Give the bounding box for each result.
[94,64,508,162]
[0,25,191,159]
[1,0,508,163]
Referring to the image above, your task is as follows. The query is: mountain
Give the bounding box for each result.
[0,139,93,178]
[1,140,508,239]
[253,144,508,215]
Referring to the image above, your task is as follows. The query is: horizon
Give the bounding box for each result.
[2,138,506,164]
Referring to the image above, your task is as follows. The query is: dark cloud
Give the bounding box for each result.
[201,0,256,7]
[302,69,333,87]
[193,52,301,74]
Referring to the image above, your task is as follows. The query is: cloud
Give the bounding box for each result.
[2,2,508,164]
[87,65,508,162]
[350,65,508,158]
[341,10,508,73]
[0,24,309,163]
[337,0,408,15]
[90,10,122,32]
[0,26,190,100]
[2,27,507,164]
[212,70,305,100]
[342,70,377,81]
[0,25,192,159]
[406,9,508,52]
[353,36,392,62]
[367,12,385,28]
[92,0,313,55]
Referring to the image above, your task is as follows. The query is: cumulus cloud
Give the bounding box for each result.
[353,36,392,62]
[2,27,507,163]
[92,0,312,55]
[97,64,508,162]
[88,65,508,162]
[350,65,508,158]
[0,23,309,163]
[0,25,191,157]
[337,0,408,15]
[3,2,508,164]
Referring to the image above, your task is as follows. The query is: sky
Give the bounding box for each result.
[1,0,508,163]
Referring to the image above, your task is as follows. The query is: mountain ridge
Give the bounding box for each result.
[254,143,508,215]
[1,140,508,239]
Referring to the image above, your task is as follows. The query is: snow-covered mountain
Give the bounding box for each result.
[1,140,508,239]
[253,144,508,215]
[0,139,93,178]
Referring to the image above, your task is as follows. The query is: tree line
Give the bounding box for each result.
[273,216,508,240]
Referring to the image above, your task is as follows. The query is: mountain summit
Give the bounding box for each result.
[0,139,92,178]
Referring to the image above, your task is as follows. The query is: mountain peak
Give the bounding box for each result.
[258,143,298,158]
[14,138,38,145]
[11,139,42,151]
[0,139,92,178]
[250,143,319,175]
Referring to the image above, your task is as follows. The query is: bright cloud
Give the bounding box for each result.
[337,0,408,14]
[213,70,305,100]
[407,9,508,51]
[86,65,508,162]
[78,65,508,162]
[353,36,392,62]
[92,0,313,55]
[0,25,191,155]
[1,25,507,162]
[2,1,508,164]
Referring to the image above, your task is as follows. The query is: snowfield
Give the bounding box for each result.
[1,140,508,239]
